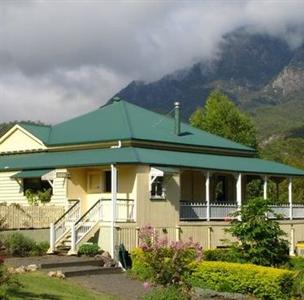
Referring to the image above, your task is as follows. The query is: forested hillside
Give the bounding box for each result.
[114,29,304,142]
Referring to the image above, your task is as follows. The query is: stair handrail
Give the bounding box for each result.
[54,199,80,226]
[49,199,80,253]
[74,199,101,228]
[69,199,102,254]
[54,200,80,242]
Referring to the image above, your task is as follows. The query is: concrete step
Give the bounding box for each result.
[56,245,70,250]
[40,258,102,269]
[47,265,123,277]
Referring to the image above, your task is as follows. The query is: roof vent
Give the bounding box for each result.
[174,101,181,136]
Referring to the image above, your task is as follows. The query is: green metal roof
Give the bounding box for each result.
[19,124,51,143]
[135,148,304,176]
[18,99,254,153]
[11,169,53,179]
[1,147,304,177]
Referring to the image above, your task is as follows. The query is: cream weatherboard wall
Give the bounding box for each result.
[135,165,180,228]
[0,126,46,153]
[0,169,68,206]
[67,165,138,214]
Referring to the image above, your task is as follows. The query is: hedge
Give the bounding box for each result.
[203,249,239,263]
[189,261,295,300]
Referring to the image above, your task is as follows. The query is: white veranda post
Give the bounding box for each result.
[236,173,242,220]
[288,177,294,256]
[205,171,210,221]
[111,164,117,259]
[289,177,293,221]
[263,176,268,200]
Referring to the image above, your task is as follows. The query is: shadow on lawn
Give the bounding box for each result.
[6,288,61,300]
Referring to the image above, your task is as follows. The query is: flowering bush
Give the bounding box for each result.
[132,225,203,290]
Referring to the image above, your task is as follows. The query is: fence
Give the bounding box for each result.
[0,205,65,229]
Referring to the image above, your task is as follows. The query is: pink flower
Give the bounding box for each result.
[143,282,151,289]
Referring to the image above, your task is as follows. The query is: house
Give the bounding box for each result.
[0,97,304,257]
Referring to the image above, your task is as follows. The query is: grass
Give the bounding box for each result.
[3,271,117,300]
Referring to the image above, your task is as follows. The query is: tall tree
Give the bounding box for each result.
[190,90,257,148]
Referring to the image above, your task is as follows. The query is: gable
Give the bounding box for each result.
[0,125,47,154]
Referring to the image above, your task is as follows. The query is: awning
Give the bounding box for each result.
[150,167,179,177]
[11,169,53,179]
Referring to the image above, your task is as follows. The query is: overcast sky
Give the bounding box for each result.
[0,0,304,124]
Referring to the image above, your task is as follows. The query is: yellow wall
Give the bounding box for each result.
[135,165,180,227]
[0,127,46,153]
[67,165,137,213]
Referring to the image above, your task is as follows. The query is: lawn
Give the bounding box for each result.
[4,272,117,300]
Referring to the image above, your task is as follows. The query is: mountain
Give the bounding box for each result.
[114,29,304,140]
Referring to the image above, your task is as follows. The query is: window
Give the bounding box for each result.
[23,178,52,194]
[151,176,165,199]
[87,172,102,193]
[105,171,111,193]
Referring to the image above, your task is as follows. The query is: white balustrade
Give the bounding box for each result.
[100,199,135,222]
[48,200,80,253]
[54,200,80,243]
[180,201,304,220]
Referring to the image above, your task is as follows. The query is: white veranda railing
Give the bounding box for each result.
[180,201,304,220]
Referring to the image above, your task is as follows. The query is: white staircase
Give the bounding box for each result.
[48,200,80,254]
[68,199,103,255]
[48,199,103,255]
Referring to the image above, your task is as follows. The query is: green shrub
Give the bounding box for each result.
[78,243,100,257]
[0,263,15,300]
[141,286,188,300]
[290,256,304,270]
[203,249,239,263]
[189,261,295,300]
[131,248,153,281]
[30,241,49,256]
[292,270,304,299]
[25,188,52,205]
[226,197,290,267]
[4,233,36,257]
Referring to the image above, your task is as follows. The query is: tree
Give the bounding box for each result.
[190,90,257,148]
[260,137,304,204]
[226,197,290,267]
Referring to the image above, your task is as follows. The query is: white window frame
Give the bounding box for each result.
[149,167,178,200]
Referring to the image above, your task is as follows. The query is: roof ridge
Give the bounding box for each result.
[119,100,134,139]
[19,123,51,128]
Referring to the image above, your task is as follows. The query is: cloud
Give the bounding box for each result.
[0,0,303,123]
